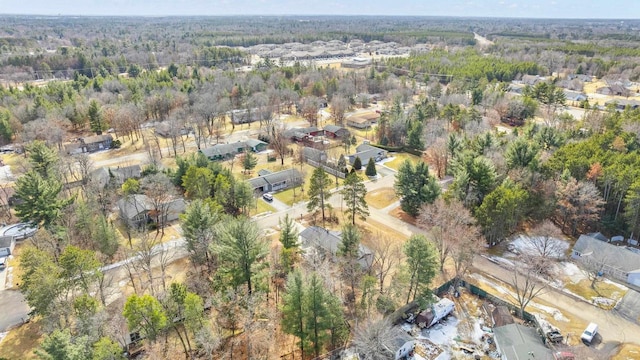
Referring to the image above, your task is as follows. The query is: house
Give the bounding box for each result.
[521,75,543,86]
[348,143,388,165]
[155,122,192,138]
[117,194,186,228]
[323,124,350,139]
[596,85,628,96]
[346,112,380,129]
[563,90,587,105]
[285,127,324,143]
[247,168,303,193]
[299,226,374,268]
[302,147,328,165]
[341,57,371,69]
[605,99,640,110]
[493,323,553,360]
[567,74,592,82]
[90,165,142,189]
[572,234,640,287]
[65,134,113,154]
[199,139,267,161]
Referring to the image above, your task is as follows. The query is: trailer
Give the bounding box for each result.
[416,298,455,329]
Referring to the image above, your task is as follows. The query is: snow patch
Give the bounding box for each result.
[529,303,569,322]
[420,316,459,345]
[510,235,569,258]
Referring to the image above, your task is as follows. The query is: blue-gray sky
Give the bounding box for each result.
[3,0,639,18]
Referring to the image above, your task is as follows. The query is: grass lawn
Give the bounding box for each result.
[383,153,422,171]
[365,187,398,209]
[0,319,42,359]
[613,343,640,360]
[563,279,627,309]
[250,199,276,216]
[274,186,308,206]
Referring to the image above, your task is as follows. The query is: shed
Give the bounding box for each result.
[415,298,455,329]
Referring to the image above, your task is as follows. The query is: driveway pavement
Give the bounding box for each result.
[0,289,29,332]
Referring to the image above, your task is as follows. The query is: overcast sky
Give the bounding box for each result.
[2,0,639,18]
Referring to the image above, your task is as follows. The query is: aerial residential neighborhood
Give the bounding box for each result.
[0,6,639,360]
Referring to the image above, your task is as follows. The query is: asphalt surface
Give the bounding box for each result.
[0,289,29,332]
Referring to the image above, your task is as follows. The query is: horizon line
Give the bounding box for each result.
[0,13,636,21]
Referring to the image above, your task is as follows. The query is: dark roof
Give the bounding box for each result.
[493,324,553,360]
[82,134,113,144]
[573,235,640,273]
[248,169,303,190]
[323,124,347,134]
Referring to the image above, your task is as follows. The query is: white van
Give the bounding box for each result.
[262,193,273,202]
[581,323,598,344]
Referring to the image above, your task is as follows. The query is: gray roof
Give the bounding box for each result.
[200,139,266,158]
[356,143,384,153]
[257,169,272,176]
[300,226,373,267]
[349,144,388,165]
[117,194,150,219]
[573,235,640,272]
[303,147,327,163]
[82,134,113,144]
[493,324,553,360]
[90,165,142,188]
[323,124,347,134]
[249,169,303,190]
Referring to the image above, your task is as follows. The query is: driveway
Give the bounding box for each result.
[262,196,289,212]
[0,289,30,332]
[472,256,640,346]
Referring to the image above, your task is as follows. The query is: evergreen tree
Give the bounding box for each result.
[181,199,220,272]
[279,214,300,271]
[338,224,363,301]
[341,172,369,225]
[394,160,440,217]
[281,270,307,356]
[365,157,377,177]
[214,216,268,295]
[353,156,362,171]
[242,150,258,174]
[305,273,331,357]
[88,99,104,135]
[307,167,332,225]
[404,234,438,304]
[14,170,71,229]
[407,120,424,150]
[27,140,59,178]
[338,154,348,174]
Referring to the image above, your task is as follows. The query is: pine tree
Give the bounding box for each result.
[305,273,331,357]
[307,167,332,225]
[281,270,307,356]
[353,156,362,171]
[242,151,258,174]
[88,99,104,135]
[341,172,369,225]
[279,214,300,271]
[365,157,377,177]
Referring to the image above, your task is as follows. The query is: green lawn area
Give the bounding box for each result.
[383,152,422,171]
[274,186,308,206]
[563,279,627,309]
[249,199,277,216]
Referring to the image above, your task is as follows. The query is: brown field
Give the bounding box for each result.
[365,187,398,209]
[0,319,42,359]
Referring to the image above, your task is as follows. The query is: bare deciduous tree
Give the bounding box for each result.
[510,257,548,318]
[352,318,406,360]
[370,234,402,294]
[418,198,480,273]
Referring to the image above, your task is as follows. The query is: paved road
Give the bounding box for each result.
[471,256,640,347]
[0,289,30,332]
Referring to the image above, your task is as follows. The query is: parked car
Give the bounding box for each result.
[262,193,273,202]
[581,323,598,345]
